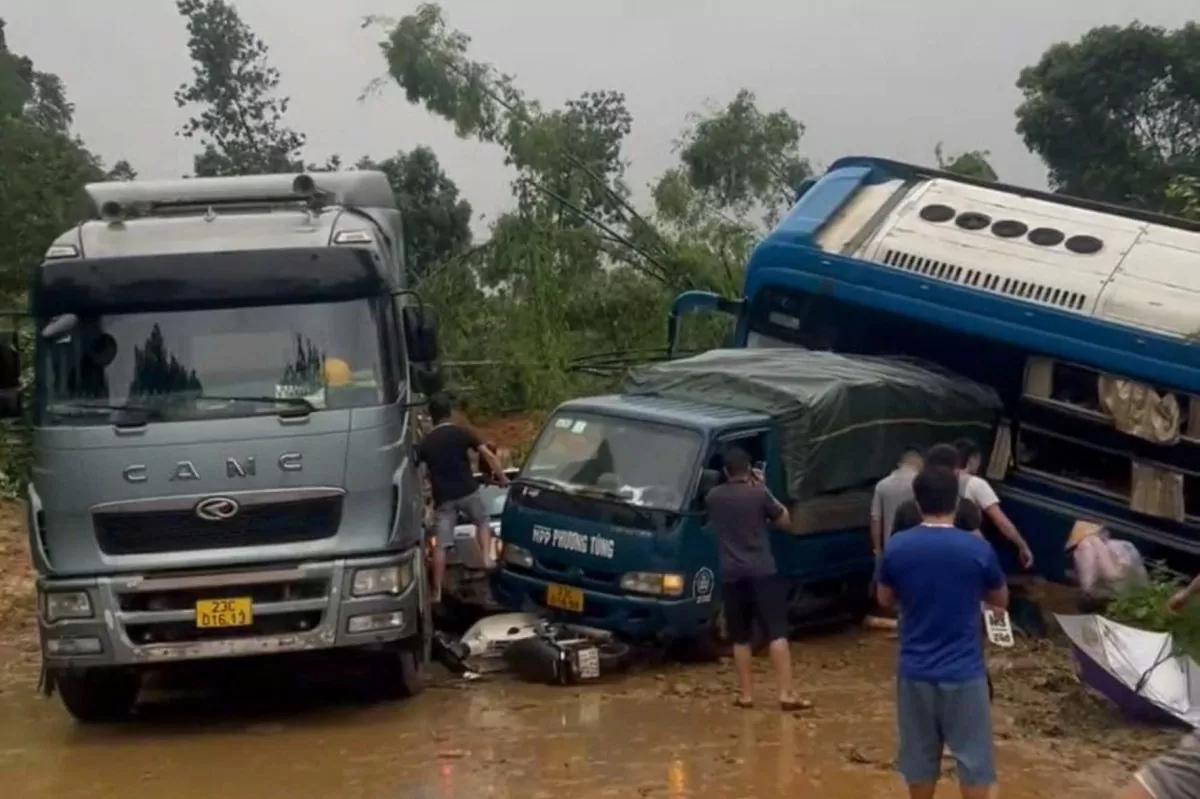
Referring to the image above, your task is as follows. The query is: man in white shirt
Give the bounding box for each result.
[954,439,1034,569]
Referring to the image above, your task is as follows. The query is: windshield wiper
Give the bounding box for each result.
[192,395,315,415]
[515,476,687,515]
[48,401,162,422]
[513,475,577,493]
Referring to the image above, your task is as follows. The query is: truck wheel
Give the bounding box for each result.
[374,642,426,700]
[671,609,729,663]
[55,668,140,724]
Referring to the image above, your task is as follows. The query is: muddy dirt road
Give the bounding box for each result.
[0,466,1177,799]
[0,629,1171,799]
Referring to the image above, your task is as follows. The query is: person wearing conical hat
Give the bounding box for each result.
[1066,521,1147,614]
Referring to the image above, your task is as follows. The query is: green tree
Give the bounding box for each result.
[371,4,698,412]
[1015,22,1200,207]
[673,89,810,226]
[0,19,73,133]
[0,20,106,296]
[355,147,472,280]
[106,159,137,181]
[934,142,998,181]
[174,0,306,176]
[649,92,812,299]
[1166,176,1200,220]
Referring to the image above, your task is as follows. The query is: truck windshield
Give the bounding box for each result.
[522,412,703,511]
[39,298,389,425]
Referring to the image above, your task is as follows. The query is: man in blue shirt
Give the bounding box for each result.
[877,467,1009,799]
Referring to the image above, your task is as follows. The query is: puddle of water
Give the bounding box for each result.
[0,633,1134,798]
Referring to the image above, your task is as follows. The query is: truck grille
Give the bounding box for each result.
[93,496,343,555]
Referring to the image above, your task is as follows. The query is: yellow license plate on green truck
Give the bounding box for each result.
[545,583,584,612]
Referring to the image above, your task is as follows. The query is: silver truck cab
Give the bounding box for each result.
[0,172,441,722]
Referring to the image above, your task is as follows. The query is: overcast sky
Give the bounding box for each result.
[3,0,1194,226]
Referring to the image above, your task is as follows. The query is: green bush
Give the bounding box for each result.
[1105,562,1200,662]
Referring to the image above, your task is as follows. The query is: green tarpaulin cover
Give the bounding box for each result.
[624,348,1002,500]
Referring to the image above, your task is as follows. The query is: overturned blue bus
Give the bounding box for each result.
[668,156,1200,579]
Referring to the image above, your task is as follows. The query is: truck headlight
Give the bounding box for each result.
[352,562,414,597]
[44,591,93,623]
[620,572,685,597]
[502,543,533,569]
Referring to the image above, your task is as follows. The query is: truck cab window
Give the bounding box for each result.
[523,413,703,512]
[39,298,389,424]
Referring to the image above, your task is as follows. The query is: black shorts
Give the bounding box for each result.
[722,576,789,645]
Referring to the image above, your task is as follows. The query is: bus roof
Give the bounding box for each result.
[744,156,1200,392]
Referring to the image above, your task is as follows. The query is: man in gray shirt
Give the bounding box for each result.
[705,446,800,710]
[870,447,924,556]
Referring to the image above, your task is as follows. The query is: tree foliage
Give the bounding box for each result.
[1016,22,1200,208]
[372,4,753,413]
[1165,176,1200,221]
[674,89,810,226]
[356,147,472,280]
[934,142,998,181]
[174,0,306,176]
[0,19,109,297]
[4,3,1198,433]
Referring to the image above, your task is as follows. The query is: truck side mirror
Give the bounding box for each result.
[402,306,439,364]
[0,332,22,420]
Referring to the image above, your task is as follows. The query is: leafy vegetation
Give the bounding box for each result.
[934,143,998,181]
[1016,22,1200,209]
[1105,564,1200,661]
[0,5,1198,490]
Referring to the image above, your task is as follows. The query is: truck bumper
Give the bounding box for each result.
[492,569,712,641]
[37,549,425,670]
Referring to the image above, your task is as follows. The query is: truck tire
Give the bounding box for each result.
[55,668,140,724]
[374,642,426,700]
[672,608,729,663]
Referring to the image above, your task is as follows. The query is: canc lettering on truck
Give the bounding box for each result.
[669,156,1200,578]
[0,172,442,722]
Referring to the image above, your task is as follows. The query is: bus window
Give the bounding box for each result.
[1016,426,1132,501]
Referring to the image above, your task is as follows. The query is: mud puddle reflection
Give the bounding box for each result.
[0,632,1143,798]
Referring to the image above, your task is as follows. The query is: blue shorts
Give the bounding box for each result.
[896,676,995,787]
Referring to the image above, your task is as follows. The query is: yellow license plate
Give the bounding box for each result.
[195,597,253,629]
[545,583,584,613]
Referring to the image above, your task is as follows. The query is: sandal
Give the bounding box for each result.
[780,699,811,712]
[733,697,755,709]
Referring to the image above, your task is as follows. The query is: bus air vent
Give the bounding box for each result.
[880,249,1090,312]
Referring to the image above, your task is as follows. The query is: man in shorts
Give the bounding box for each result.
[705,446,800,710]
[877,467,1008,799]
[1117,572,1200,798]
[416,395,508,602]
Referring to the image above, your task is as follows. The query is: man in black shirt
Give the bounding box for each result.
[417,396,508,601]
[705,446,799,710]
